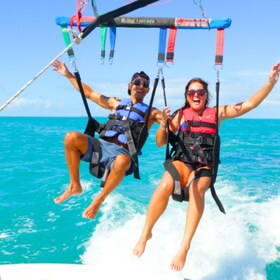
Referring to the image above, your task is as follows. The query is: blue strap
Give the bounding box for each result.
[109,26,117,64]
[158,28,167,64]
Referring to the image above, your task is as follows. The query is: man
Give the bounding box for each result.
[52,60,162,219]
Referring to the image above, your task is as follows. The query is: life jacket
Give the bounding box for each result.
[97,99,149,180]
[99,98,148,150]
[164,106,225,214]
[174,107,217,165]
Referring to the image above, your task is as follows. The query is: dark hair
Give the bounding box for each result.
[184,78,210,107]
[128,71,150,95]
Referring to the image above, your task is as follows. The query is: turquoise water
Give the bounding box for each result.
[0,117,279,279]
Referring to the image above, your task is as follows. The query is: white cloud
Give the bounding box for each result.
[10,97,52,109]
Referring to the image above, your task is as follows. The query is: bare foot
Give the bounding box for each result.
[170,247,189,271]
[54,184,82,204]
[133,232,152,257]
[82,198,104,219]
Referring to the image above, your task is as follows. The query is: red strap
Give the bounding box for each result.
[70,0,87,32]
[215,28,224,66]
[166,27,177,63]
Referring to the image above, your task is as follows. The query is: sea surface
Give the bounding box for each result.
[0,117,279,279]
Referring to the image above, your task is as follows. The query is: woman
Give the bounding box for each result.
[133,62,280,271]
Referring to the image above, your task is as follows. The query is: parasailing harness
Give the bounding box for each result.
[161,12,226,213]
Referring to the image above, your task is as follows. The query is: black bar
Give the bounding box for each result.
[82,0,159,39]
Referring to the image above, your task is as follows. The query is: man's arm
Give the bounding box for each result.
[52,60,119,111]
[147,107,163,130]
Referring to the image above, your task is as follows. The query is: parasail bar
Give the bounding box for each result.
[56,16,232,30]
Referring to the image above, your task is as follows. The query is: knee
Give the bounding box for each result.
[64,131,78,146]
[64,132,88,154]
[190,180,210,199]
[157,173,174,197]
[113,154,131,174]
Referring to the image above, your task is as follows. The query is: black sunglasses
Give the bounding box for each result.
[186,89,206,96]
[132,79,149,88]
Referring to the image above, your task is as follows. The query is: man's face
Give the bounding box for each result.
[129,77,150,101]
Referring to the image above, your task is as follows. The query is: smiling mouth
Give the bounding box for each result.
[193,98,201,104]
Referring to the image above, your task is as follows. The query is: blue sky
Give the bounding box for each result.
[1,0,280,118]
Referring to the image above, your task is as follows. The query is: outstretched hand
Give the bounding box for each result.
[270,62,280,83]
[52,60,70,77]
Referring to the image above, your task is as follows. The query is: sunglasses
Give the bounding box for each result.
[186,89,206,96]
[132,79,149,88]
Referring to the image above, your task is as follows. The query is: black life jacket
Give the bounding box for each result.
[95,99,149,181]
[99,98,148,151]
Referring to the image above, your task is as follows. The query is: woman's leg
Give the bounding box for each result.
[170,174,211,271]
[133,170,174,257]
[133,161,191,257]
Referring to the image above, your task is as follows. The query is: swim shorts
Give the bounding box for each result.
[81,136,136,175]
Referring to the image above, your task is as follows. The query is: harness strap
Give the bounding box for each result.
[123,122,139,179]
[164,159,184,202]
[183,136,214,146]
[70,0,87,33]
[158,28,167,64]
[166,27,177,64]
[192,143,208,164]
[89,138,104,178]
[165,161,225,213]
[210,182,225,213]
[73,71,101,137]
[100,26,107,64]
[109,27,117,64]
[215,28,225,66]
[91,0,99,17]
[114,104,146,119]
[187,120,216,129]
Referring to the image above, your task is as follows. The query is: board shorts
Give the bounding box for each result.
[81,136,136,176]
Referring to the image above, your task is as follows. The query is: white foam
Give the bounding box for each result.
[80,184,279,279]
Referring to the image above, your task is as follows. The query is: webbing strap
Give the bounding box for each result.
[100,26,117,64]
[73,71,92,118]
[100,26,107,64]
[109,27,117,63]
[73,71,101,137]
[215,28,224,66]
[166,27,177,63]
[136,75,159,156]
[210,184,225,213]
[123,122,140,179]
[61,26,75,59]
[164,159,183,202]
[70,0,87,32]
[158,28,167,64]
[91,0,99,17]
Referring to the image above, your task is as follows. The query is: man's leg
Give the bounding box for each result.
[54,132,89,204]
[82,153,131,219]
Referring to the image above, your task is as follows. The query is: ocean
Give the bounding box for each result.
[0,116,279,280]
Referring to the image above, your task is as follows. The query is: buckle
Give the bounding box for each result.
[196,136,203,144]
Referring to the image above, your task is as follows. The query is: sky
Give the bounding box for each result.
[1,0,280,118]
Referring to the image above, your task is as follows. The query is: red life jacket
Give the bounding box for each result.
[180,107,217,135]
[174,106,217,164]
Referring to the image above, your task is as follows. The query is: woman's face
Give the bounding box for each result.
[186,82,207,113]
